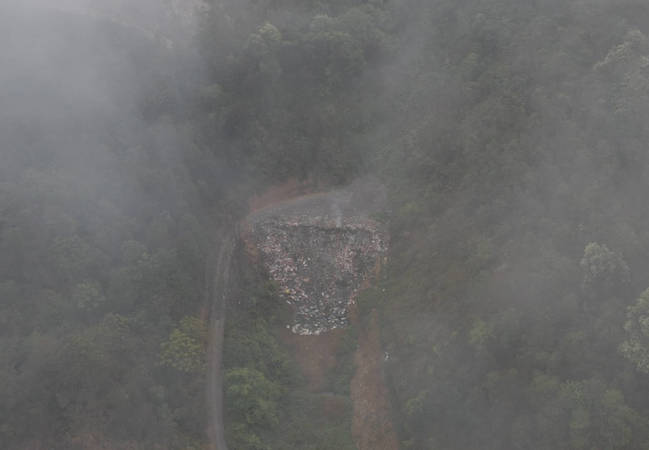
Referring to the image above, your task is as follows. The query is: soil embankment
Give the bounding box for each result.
[351,310,400,450]
[239,181,399,449]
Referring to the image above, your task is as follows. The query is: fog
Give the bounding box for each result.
[4,0,649,449]
[0,2,217,447]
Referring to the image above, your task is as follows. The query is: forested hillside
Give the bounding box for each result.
[5,0,649,449]
[0,6,218,449]
[200,1,649,446]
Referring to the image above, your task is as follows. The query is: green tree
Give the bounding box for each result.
[579,242,630,301]
[225,367,281,428]
[160,316,207,374]
[621,288,649,373]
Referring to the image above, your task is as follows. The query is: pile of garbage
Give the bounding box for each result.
[245,192,388,335]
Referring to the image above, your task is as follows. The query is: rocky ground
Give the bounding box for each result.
[241,182,398,450]
[244,188,388,335]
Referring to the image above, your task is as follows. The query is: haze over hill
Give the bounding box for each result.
[6,0,207,41]
[5,0,649,449]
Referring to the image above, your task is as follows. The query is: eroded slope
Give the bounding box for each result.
[244,189,388,335]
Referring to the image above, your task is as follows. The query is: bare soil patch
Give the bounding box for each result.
[281,328,345,392]
[351,310,399,450]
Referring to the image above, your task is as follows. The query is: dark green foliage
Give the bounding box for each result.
[222,250,355,449]
[365,1,649,448]
[622,289,649,374]
[198,1,395,187]
[199,6,649,447]
[0,9,217,448]
[7,0,649,448]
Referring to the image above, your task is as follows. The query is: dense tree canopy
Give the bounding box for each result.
[6,0,649,448]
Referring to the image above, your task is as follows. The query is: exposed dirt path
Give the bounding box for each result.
[351,309,400,450]
[280,328,345,392]
[206,230,235,450]
[236,181,398,449]
[248,178,316,212]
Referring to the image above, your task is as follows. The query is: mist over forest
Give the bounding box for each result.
[4,0,649,449]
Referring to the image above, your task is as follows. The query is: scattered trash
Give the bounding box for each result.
[245,209,388,335]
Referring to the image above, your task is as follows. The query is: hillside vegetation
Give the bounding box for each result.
[5,0,649,449]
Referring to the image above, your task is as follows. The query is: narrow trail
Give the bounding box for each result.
[245,185,399,449]
[206,229,235,450]
[351,309,400,450]
[209,184,397,449]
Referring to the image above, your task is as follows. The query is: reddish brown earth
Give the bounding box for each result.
[240,182,399,450]
[321,392,350,418]
[351,309,400,450]
[248,178,317,212]
[280,328,345,391]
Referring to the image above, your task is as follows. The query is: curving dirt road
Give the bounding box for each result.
[206,230,235,450]
[208,181,397,449]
